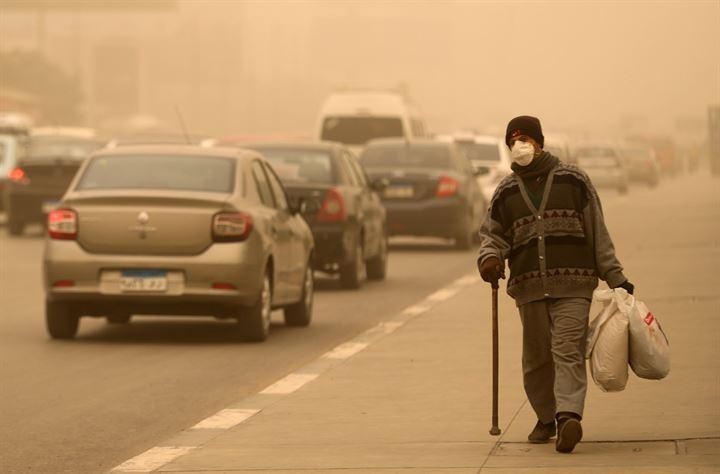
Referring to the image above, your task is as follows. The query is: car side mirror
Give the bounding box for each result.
[293,197,321,215]
[473,165,491,176]
[370,178,389,192]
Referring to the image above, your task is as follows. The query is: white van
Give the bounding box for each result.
[316,91,427,153]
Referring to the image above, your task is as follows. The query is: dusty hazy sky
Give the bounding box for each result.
[1,0,718,138]
[231,0,720,136]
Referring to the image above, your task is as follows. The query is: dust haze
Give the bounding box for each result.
[1,0,718,142]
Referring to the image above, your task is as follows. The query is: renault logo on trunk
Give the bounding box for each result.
[129,211,156,239]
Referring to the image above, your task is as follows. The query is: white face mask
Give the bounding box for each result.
[510,141,535,166]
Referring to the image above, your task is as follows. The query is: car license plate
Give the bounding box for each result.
[42,200,60,214]
[384,185,414,199]
[120,270,168,292]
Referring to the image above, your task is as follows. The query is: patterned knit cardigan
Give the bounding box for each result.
[478,162,627,306]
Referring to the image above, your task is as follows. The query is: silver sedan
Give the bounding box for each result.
[43,145,315,342]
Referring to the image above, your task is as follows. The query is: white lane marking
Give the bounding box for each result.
[112,446,195,472]
[323,342,369,360]
[260,373,319,395]
[191,408,260,430]
[111,274,477,473]
[426,287,459,302]
[402,304,430,316]
[455,274,481,286]
[377,321,405,333]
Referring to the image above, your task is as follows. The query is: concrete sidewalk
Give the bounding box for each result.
[115,172,720,473]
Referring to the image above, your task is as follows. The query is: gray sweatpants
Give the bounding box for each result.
[518,297,591,423]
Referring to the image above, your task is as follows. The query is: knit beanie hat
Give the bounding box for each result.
[505,115,544,148]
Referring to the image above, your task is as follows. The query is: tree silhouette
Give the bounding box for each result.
[0,50,83,124]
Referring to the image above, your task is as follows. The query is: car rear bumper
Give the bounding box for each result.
[0,180,6,210]
[383,197,466,237]
[7,187,66,223]
[43,239,266,311]
[309,222,356,272]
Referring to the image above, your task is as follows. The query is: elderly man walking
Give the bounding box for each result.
[477,115,634,453]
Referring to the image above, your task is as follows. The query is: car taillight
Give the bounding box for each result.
[213,212,253,242]
[316,187,346,222]
[48,209,78,240]
[9,167,29,185]
[436,176,459,197]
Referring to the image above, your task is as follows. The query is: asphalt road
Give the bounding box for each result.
[0,222,481,473]
[1,173,680,473]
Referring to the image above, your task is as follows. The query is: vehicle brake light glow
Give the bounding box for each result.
[317,187,347,222]
[53,280,75,288]
[9,167,29,185]
[436,176,459,197]
[213,212,253,242]
[212,282,237,290]
[48,209,78,240]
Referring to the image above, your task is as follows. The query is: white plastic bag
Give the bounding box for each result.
[627,298,670,379]
[586,289,630,392]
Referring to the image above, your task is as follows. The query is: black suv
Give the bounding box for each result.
[6,131,104,235]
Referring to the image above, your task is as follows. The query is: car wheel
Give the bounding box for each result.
[339,232,365,289]
[366,231,388,280]
[240,270,272,342]
[46,300,79,339]
[107,314,132,324]
[454,213,474,250]
[284,262,314,327]
[7,218,24,236]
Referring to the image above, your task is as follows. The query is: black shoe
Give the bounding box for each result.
[556,415,583,453]
[527,420,556,444]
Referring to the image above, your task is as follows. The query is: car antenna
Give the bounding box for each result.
[174,105,191,145]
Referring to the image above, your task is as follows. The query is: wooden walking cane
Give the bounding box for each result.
[489,280,501,436]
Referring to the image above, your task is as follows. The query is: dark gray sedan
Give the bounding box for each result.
[360,139,487,249]
[249,142,388,289]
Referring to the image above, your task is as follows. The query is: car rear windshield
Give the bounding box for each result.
[361,144,451,169]
[258,149,334,184]
[77,155,235,192]
[544,145,566,159]
[26,137,102,161]
[455,141,500,163]
[576,147,619,167]
[576,147,617,158]
[321,116,403,145]
[623,147,651,159]
[578,156,619,168]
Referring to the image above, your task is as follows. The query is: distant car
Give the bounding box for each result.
[0,133,27,212]
[437,133,511,202]
[105,132,210,148]
[43,145,314,342]
[574,144,629,194]
[249,142,388,289]
[619,143,660,187]
[544,134,575,164]
[316,91,428,155]
[5,128,104,235]
[0,113,32,212]
[207,133,313,148]
[360,139,486,249]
